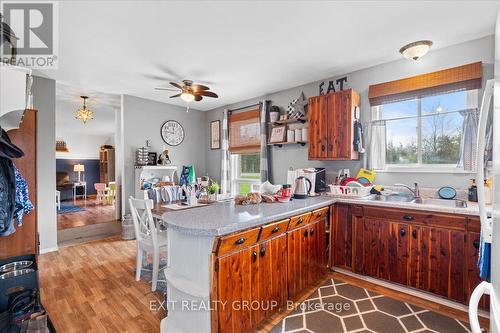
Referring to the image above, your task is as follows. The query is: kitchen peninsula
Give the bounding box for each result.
[160,195,487,333]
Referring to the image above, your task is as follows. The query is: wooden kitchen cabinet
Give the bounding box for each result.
[216,234,287,333]
[331,204,353,269]
[308,89,359,160]
[287,219,327,300]
[466,229,490,310]
[409,225,466,303]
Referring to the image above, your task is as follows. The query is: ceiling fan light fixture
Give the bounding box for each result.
[181,92,195,102]
[399,40,433,60]
[75,95,93,124]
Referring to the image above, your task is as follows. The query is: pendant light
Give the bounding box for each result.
[75,96,93,124]
[399,40,433,60]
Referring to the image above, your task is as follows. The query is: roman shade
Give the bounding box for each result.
[368,62,482,106]
[228,109,261,154]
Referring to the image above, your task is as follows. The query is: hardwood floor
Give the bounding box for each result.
[57,197,117,230]
[39,237,166,333]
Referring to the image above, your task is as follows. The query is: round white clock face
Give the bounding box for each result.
[161,120,185,146]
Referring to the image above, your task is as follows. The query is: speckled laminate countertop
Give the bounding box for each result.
[161,195,486,236]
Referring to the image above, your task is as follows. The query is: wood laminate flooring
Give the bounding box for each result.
[57,198,117,230]
[39,237,166,333]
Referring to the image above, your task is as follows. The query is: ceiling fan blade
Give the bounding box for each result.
[170,93,182,98]
[155,87,179,91]
[197,91,218,98]
[191,84,210,91]
[194,95,203,101]
[170,82,183,89]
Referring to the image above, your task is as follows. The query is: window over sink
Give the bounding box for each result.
[371,89,478,171]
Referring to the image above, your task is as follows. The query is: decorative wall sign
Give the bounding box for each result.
[269,126,286,143]
[318,76,348,95]
[210,120,221,150]
[161,120,185,146]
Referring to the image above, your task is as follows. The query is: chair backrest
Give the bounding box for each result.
[108,182,117,191]
[128,197,157,245]
[94,183,106,191]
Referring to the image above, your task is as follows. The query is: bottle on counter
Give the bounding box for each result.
[468,179,478,202]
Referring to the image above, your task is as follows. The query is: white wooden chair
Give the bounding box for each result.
[129,197,168,291]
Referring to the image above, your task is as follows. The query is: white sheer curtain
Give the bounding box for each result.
[368,121,386,170]
[259,100,270,182]
[220,109,232,194]
[458,109,479,171]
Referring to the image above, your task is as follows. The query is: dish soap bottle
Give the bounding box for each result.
[468,179,478,202]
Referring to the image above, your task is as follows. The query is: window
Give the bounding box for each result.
[372,90,477,170]
[231,154,260,195]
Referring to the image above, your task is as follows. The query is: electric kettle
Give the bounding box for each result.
[294,176,312,199]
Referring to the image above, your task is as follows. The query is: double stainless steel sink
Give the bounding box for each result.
[369,193,468,208]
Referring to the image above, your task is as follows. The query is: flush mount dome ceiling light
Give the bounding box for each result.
[399,40,433,60]
[75,96,93,124]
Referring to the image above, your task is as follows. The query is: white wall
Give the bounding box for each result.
[205,35,495,189]
[56,133,114,159]
[33,76,58,253]
[121,95,207,215]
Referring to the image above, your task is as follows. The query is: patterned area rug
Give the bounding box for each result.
[57,202,86,214]
[271,278,472,333]
[139,259,168,295]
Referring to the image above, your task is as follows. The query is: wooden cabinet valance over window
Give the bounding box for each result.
[368,61,482,106]
[228,109,261,154]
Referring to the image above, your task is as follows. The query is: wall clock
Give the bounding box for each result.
[161,120,185,146]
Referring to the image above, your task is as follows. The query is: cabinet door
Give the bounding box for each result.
[287,224,310,299]
[262,234,288,316]
[466,231,490,309]
[308,96,328,159]
[410,226,466,303]
[362,217,390,279]
[388,222,409,285]
[327,91,351,159]
[331,204,352,269]
[217,246,256,333]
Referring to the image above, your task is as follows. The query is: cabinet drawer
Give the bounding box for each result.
[363,206,466,230]
[311,207,328,222]
[259,219,289,242]
[288,212,312,230]
[216,227,260,256]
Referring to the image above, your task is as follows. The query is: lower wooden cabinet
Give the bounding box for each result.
[216,234,287,333]
[332,204,481,306]
[287,219,327,300]
[466,230,490,310]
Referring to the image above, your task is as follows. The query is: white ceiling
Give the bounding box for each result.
[56,83,119,137]
[39,1,500,111]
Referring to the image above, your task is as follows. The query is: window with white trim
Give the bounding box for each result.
[231,154,260,195]
[372,89,478,170]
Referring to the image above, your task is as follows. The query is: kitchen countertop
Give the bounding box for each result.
[161,195,488,236]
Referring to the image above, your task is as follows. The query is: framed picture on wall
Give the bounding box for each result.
[269,126,286,143]
[210,120,221,150]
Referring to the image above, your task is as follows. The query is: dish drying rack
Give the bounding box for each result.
[326,185,373,198]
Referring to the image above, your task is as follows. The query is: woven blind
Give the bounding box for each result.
[368,62,482,106]
[228,109,261,154]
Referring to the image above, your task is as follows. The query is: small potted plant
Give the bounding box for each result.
[208,180,220,201]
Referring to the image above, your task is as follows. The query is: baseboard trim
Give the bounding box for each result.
[40,246,59,254]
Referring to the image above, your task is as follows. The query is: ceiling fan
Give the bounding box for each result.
[154,80,218,102]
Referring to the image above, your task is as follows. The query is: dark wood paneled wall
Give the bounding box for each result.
[0,110,38,259]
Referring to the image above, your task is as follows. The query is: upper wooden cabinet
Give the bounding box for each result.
[308,89,360,160]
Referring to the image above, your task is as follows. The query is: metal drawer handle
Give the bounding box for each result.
[271,227,280,233]
[309,228,314,236]
[252,251,257,262]
[304,230,309,237]
[473,240,480,250]
[412,230,417,239]
[297,218,304,225]
[235,237,246,245]
[321,145,325,152]
[403,215,414,221]
[400,229,406,237]
[260,246,266,257]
